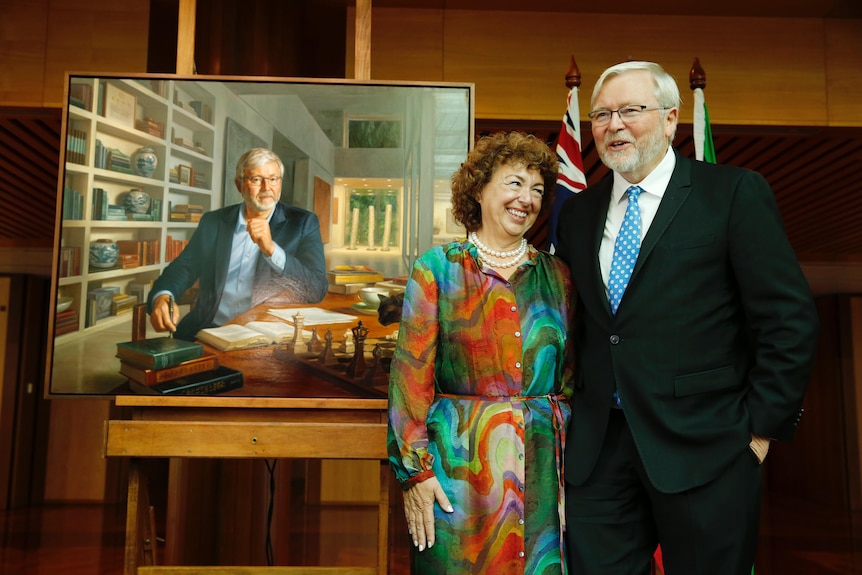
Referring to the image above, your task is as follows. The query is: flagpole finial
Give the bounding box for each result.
[565,55,581,89]
[690,57,707,91]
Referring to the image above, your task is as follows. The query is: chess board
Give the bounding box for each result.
[272,338,394,398]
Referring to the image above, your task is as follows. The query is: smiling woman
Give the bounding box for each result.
[387,131,572,574]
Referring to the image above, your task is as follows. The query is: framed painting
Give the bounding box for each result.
[103,83,136,128]
[177,165,193,186]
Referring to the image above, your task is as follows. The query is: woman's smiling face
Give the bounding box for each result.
[477,161,544,248]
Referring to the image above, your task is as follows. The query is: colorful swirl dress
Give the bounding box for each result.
[387,240,574,575]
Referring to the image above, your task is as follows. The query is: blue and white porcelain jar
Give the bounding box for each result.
[89,238,119,269]
[123,188,151,214]
[131,146,158,178]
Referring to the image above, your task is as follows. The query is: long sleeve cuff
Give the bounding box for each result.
[401,469,436,490]
[264,244,286,271]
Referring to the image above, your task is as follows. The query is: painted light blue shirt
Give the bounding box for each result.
[212,208,286,325]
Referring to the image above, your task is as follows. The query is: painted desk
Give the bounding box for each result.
[105,293,398,574]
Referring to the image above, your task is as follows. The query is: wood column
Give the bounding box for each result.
[177,0,197,74]
[354,0,372,80]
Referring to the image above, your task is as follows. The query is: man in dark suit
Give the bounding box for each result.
[148,147,327,341]
[555,61,819,575]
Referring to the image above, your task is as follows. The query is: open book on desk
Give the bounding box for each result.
[196,321,311,351]
[267,307,358,325]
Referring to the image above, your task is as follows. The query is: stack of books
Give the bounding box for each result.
[188,100,213,123]
[91,187,108,220]
[116,239,161,267]
[116,337,243,395]
[69,82,93,111]
[94,139,108,169]
[62,186,84,220]
[165,235,190,262]
[105,204,128,221]
[111,293,138,315]
[107,148,134,174]
[58,245,81,278]
[86,287,116,326]
[169,204,204,223]
[135,117,164,138]
[327,265,384,294]
[54,308,79,336]
[65,127,87,165]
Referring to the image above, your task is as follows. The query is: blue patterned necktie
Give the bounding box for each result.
[608,186,642,315]
[608,186,642,408]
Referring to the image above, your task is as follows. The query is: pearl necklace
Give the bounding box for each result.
[469,231,528,268]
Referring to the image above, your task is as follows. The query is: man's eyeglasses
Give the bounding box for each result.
[587,105,670,127]
[244,176,282,187]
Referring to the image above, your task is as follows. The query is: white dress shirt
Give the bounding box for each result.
[599,146,676,299]
[213,208,286,325]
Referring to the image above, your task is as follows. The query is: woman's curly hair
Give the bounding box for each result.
[450,131,558,233]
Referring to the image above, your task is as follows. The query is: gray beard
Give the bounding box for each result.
[599,127,667,176]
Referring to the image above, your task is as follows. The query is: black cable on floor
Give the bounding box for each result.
[265,459,277,566]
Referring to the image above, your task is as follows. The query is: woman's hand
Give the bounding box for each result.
[403,476,453,551]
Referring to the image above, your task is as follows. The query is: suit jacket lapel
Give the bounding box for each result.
[585,178,615,317]
[268,202,288,242]
[632,151,692,279]
[213,204,241,292]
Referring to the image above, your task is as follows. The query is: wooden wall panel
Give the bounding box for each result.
[362,8,445,82]
[825,20,862,127]
[43,0,150,106]
[43,398,112,502]
[0,0,51,107]
[368,8,862,127]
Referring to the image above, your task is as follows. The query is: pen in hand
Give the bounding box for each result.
[168,296,175,338]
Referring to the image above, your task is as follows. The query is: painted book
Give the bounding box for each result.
[196,322,310,352]
[326,265,384,285]
[119,352,219,386]
[116,337,204,370]
[128,365,243,396]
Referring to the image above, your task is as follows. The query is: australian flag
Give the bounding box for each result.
[549,87,587,253]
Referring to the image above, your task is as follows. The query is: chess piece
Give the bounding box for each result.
[364,343,384,385]
[307,326,322,354]
[285,312,306,353]
[318,328,338,365]
[346,321,369,378]
[341,329,355,354]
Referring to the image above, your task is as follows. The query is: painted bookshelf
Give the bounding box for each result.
[56,78,220,342]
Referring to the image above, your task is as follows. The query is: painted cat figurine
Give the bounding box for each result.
[377,292,404,326]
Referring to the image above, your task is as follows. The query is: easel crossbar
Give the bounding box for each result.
[104,420,388,459]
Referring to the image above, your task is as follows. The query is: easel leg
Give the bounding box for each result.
[124,458,156,575]
[378,461,389,575]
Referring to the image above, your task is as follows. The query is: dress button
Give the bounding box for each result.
[515,331,521,338]
[519,551,525,558]
[511,306,517,312]
[610,334,620,344]
[515,362,521,369]
[518,485,524,492]
[518,453,524,460]
[519,518,524,525]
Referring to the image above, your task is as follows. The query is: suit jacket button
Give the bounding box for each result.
[610,334,620,345]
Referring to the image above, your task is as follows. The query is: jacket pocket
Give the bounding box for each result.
[673,365,739,397]
[671,234,715,250]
